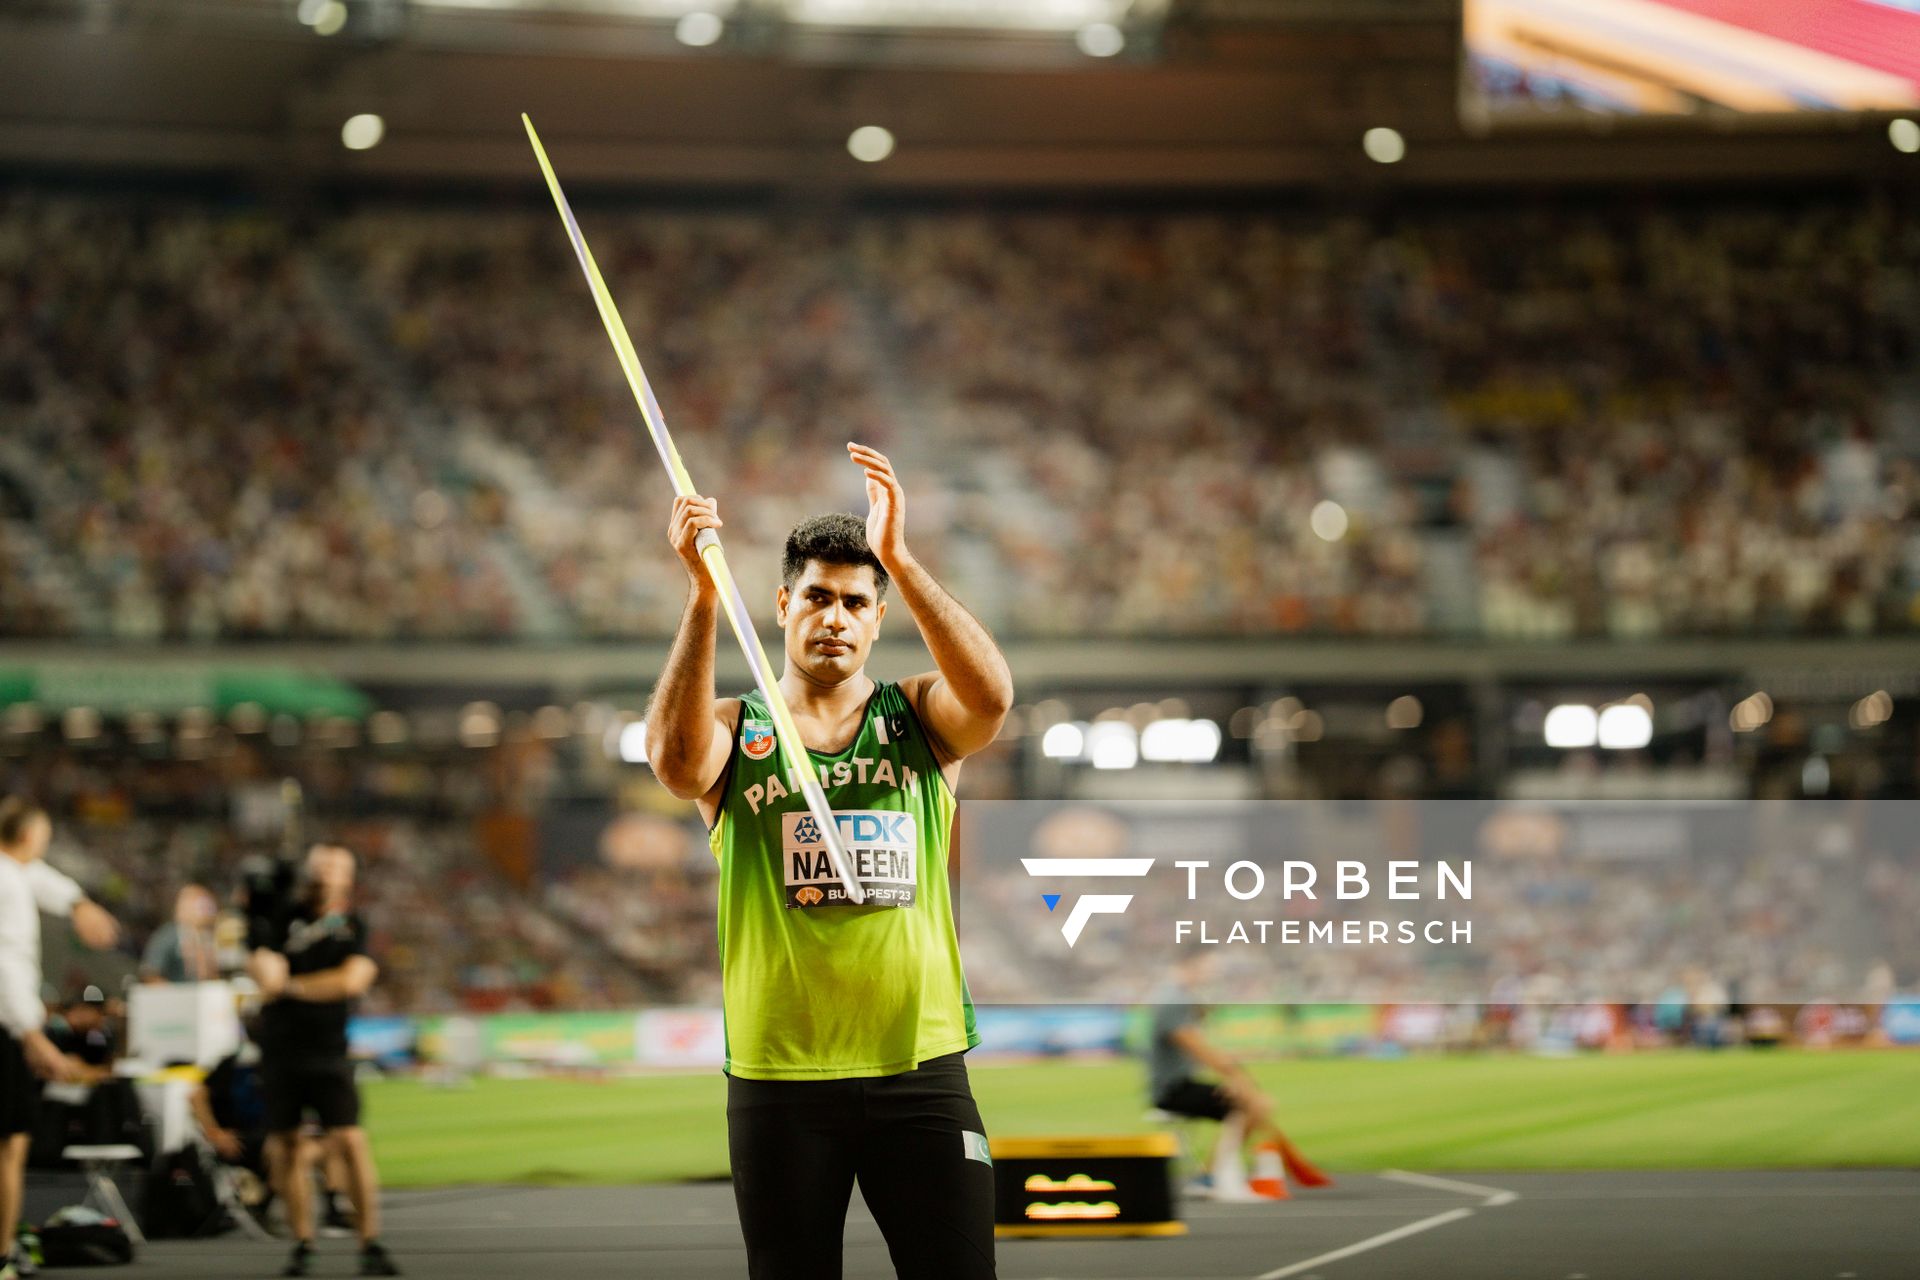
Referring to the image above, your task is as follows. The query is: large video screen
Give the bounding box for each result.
[1466,0,1920,116]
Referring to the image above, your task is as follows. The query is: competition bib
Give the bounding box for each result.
[783,809,918,908]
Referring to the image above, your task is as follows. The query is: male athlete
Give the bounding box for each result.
[1148,1002,1331,1201]
[248,845,399,1277]
[647,442,1012,1280]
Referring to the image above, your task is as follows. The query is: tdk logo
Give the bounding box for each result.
[794,813,911,845]
[1021,858,1155,947]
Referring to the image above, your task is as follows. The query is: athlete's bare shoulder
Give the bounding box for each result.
[894,673,967,787]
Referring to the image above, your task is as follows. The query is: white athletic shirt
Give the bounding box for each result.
[0,856,85,1037]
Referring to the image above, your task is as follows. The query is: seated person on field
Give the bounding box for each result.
[1148,1003,1330,1200]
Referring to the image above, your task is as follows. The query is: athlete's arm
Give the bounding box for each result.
[190,1080,244,1159]
[25,860,121,950]
[645,493,740,800]
[281,956,378,1002]
[849,442,1013,764]
[247,946,289,999]
[1168,1024,1245,1080]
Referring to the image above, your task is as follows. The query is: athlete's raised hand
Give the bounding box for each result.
[849,442,909,571]
[670,493,724,584]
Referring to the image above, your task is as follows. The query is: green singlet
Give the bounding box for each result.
[708,680,979,1080]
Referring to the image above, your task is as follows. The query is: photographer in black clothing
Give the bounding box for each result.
[246,845,398,1279]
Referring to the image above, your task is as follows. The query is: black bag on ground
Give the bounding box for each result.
[139,1146,227,1239]
[37,1206,134,1266]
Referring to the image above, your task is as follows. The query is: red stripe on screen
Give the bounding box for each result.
[1648,0,1920,88]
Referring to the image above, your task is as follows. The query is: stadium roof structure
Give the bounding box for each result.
[0,0,1911,192]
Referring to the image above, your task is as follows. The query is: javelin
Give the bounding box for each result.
[522,113,866,907]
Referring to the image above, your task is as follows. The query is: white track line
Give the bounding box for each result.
[1380,1168,1521,1207]
[1253,1206,1477,1280]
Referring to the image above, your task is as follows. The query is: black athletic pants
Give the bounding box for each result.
[727,1051,997,1280]
[1,1030,36,1138]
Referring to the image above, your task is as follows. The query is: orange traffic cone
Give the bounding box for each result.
[1248,1143,1291,1200]
[1278,1138,1332,1188]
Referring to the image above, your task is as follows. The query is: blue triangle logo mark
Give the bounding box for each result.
[1042,894,1061,912]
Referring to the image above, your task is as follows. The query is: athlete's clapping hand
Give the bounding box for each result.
[849,443,909,572]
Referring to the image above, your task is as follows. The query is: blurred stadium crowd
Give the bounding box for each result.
[3,187,1917,642]
[2,179,1917,1029]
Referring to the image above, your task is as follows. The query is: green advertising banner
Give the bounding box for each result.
[0,666,369,717]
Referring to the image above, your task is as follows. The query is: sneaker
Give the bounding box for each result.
[8,1243,35,1278]
[2,1258,17,1280]
[281,1241,315,1277]
[358,1239,402,1276]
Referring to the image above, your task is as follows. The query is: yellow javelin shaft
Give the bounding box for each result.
[522,113,866,907]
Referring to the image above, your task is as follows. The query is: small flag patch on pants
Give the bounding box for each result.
[962,1131,993,1166]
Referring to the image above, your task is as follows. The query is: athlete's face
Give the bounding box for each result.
[305,844,356,904]
[777,560,886,683]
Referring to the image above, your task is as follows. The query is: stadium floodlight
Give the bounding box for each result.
[61,707,101,743]
[1363,126,1406,164]
[676,10,724,45]
[1041,721,1086,761]
[459,701,501,747]
[1729,691,1774,733]
[1075,21,1124,57]
[1139,719,1183,763]
[1850,691,1893,730]
[1087,721,1139,770]
[1310,500,1349,541]
[847,125,895,162]
[307,0,349,36]
[1543,704,1598,749]
[1140,718,1222,764]
[1181,718,1222,763]
[1597,704,1652,750]
[1386,695,1423,730]
[341,114,386,151]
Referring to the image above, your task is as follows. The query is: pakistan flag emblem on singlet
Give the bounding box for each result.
[741,719,777,760]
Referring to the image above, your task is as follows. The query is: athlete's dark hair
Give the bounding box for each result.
[782,513,889,599]
[0,796,47,847]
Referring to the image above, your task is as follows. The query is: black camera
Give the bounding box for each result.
[239,778,305,952]
[238,853,298,953]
